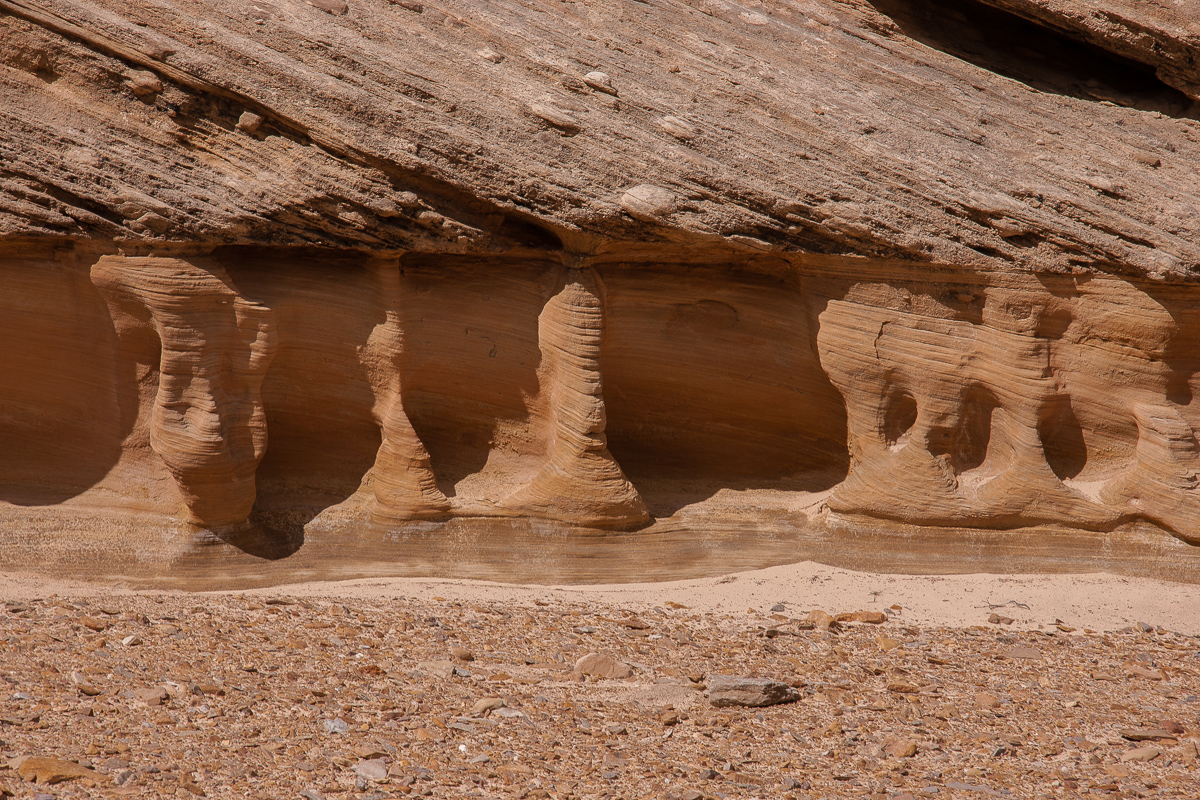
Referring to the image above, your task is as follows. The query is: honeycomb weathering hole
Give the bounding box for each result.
[1040,396,1088,481]
[953,387,998,474]
[884,392,918,447]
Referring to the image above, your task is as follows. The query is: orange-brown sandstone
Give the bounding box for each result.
[2,0,1200,581]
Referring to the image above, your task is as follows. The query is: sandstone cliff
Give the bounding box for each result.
[2,0,1200,583]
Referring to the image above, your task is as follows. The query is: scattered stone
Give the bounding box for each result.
[1120,746,1161,762]
[468,697,505,716]
[477,48,503,63]
[322,718,350,735]
[999,646,1041,660]
[17,757,108,785]
[449,646,474,661]
[707,675,800,708]
[575,652,633,679]
[417,660,456,679]
[132,687,168,706]
[1121,728,1179,741]
[619,184,677,222]
[884,738,919,758]
[354,759,388,782]
[1125,664,1165,680]
[0,592,1191,800]
[805,609,836,630]
[70,672,100,697]
[837,610,887,624]
[120,635,142,647]
[887,682,920,694]
[975,693,1002,710]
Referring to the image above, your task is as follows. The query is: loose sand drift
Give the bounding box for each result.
[3,562,1198,635]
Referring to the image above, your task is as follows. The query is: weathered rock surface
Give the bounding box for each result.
[707,675,801,708]
[2,0,1200,580]
[574,652,633,680]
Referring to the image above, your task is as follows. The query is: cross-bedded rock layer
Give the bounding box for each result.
[2,0,1200,580]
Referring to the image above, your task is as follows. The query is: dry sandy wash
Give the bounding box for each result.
[0,564,1197,799]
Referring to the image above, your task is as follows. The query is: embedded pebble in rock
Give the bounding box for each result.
[236,111,264,134]
[583,71,617,95]
[305,0,348,14]
[528,101,580,132]
[125,70,162,98]
[657,115,697,140]
[707,675,800,707]
[0,592,1195,799]
[619,184,677,222]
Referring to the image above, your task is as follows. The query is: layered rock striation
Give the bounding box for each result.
[2,0,1200,580]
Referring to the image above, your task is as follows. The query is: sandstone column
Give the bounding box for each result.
[91,256,277,530]
[363,256,450,520]
[1101,403,1200,543]
[501,265,648,526]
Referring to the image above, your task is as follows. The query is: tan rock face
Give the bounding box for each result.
[5,244,1200,575]
[1,0,1200,578]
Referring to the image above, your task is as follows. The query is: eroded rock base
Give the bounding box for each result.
[5,240,1200,582]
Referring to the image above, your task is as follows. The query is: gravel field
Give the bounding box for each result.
[0,569,1198,800]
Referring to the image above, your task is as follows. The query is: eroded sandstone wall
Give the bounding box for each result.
[4,242,1200,561]
[3,0,1200,579]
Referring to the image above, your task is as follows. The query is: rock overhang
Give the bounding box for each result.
[2,0,1200,584]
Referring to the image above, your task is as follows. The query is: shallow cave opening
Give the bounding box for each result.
[867,0,1198,118]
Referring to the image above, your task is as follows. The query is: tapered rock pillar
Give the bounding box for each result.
[92,256,277,529]
[501,267,648,526]
[364,257,449,520]
[1102,403,1200,543]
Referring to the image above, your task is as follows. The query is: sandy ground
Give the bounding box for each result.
[3,561,1198,635]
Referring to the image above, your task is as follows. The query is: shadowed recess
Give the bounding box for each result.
[867,0,1199,118]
